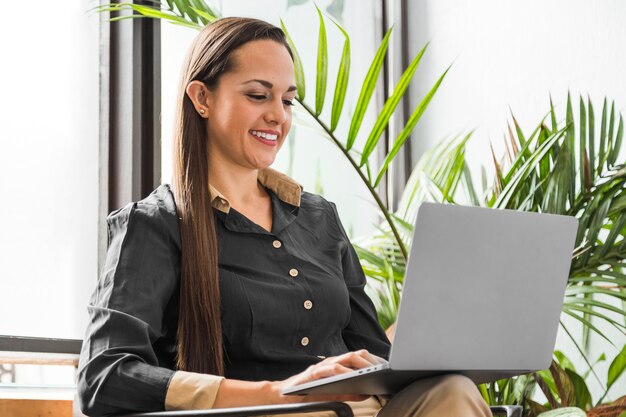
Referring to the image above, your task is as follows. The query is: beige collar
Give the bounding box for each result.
[209,168,303,214]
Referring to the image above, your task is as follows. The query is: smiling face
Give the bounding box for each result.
[202,39,296,172]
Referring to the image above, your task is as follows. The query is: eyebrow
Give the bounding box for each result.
[242,79,297,93]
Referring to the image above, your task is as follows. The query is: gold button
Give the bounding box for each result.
[289,268,299,277]
[273,240,282,248]
[301,337,310,346]
[304,300,313,310]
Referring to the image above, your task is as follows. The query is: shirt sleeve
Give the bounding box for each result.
[77,200,181,416]
[329,202,392,359]
[165,371,224,410]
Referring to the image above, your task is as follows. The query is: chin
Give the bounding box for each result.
[251,158,276,170]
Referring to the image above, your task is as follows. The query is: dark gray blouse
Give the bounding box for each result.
[77,184,390,416]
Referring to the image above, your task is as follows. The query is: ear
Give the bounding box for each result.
[186,80,210,118]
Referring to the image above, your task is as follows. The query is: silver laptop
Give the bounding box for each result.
[283,202,578,395]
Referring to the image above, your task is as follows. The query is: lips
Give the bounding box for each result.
[250,130,280,146]
[250,130,279,141]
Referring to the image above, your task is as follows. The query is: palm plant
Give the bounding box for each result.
[357,95,626,415]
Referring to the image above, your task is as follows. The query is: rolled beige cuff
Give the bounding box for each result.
[165,370,225,410]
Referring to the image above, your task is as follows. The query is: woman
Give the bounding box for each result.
[77,17,491,417]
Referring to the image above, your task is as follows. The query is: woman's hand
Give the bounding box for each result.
[270,349,387,404]
[212,350,387,408]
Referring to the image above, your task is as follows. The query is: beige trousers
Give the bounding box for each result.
[271,374,493,417]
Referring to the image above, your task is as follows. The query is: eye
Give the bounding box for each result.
[247,94,267,101]
[283,99,295,107]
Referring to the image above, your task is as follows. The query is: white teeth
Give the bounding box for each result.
[251,130,278,141]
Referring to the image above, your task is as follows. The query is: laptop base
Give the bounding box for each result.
[284,368,528,396]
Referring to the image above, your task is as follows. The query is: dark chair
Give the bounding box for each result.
[120,402,524,417]
[121,402,353,417]
[490,405,523,417]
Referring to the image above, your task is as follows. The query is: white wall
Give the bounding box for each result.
[0,1,99,340]
[407,0,626,174]
[406,0,626,402]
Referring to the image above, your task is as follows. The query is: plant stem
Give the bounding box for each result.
[596,386,611,406]
[560,320,605,390]
[297,100,409,261]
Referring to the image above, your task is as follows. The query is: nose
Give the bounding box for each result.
[264,97,287,125]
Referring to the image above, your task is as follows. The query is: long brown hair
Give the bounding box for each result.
[172,17,294,375]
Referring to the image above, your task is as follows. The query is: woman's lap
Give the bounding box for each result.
[267,374,491,417]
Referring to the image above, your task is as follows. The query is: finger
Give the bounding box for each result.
[307,363,356,381]
[349,349,388,366]
[362,351,388,366]
[323,350,380,369]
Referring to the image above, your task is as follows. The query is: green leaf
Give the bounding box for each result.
[495,128,565,209]
[502,121,542,185]
[477,384,490,404]
[609,193,626,217]
[607,343,626,389]
[360,42,429,166]
[607,101,616,166]
[588,96,596,182]
[172,0,186,15]
[598,97,608,175]
[565,285,626,301]
[538,126,552,182]
[102,3,204,29]
[554,350,576,372]
[373,66,450,186]
[562,308,616,347]
[314,5,328,116]
[600,214,626,257]
[542,138,573,214]
[190,0,218,18]
[537,407,586,417]
[190,7,216,24]
[608,115,623,167]
[580,196,612,265]
[550,95,558,134]
[566,93,576,207]
[180,0,200,24]
[330,19,350,132]
[280,20,306,101]
[511,112,527,149]
[513,374,536,405]
[345,27,393,150]
[564,304,626,332]
[579,96,587,196]
[463,164,480,206]
[565,295,626,317]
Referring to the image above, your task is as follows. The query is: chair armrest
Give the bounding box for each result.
[119,401,353,417]
[490,405,523,417]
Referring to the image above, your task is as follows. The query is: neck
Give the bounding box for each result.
[208,156,266,207]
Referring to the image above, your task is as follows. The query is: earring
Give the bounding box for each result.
[200,109,205,115]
